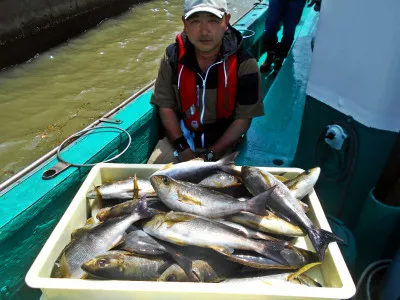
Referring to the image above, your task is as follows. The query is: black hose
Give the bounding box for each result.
[313,120,359,217]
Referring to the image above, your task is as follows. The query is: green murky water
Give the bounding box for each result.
[0,0,252,183]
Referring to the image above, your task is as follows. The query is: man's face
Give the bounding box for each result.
[183,12,230,54]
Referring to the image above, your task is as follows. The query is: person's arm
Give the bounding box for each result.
[159,108,196,161]
[209,119,251,158]
[151,49,196,162]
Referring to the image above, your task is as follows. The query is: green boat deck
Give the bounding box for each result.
[237,7,318,166]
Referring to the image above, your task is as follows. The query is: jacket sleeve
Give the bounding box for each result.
[150,51,178,110]
[234,57,265,119]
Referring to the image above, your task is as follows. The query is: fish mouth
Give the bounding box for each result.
[150,175,162,187]
[81,259,96,273]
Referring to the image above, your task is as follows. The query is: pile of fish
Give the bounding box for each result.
[52,152,343,286]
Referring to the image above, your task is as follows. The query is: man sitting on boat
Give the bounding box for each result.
[149,0,264,163]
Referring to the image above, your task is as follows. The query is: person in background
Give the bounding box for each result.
[149,0,264,163]
[260,0,321,74]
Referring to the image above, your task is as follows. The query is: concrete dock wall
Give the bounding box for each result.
[0,0,148,69]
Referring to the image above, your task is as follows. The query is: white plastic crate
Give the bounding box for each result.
[26,163,356,300]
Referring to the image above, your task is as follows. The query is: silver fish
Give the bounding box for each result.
[241,166,309,213]
[82,250,172,280]
[143,212,288,265]
[224,247,318,270]
[242,167,343,260]
[151,152,240,183]
[57,199,152,279]
[198,171,241,188]
[150,175,267,218]
[222,270,322,287]
[86,176,156,200]
[227,211,305,237]
[118,229,166,256]
[285,167,321,199]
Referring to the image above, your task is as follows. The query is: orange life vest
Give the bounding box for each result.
[176,33,237,132]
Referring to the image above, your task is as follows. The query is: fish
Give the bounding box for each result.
[151,152,240,183]
[81,250,172,280]
[241,166,309,213]
[216,220,287,242]
[57,198,152,279]
[242,167,343,260]
[142,212,289,265]
[227,211,305,237]
[222,270,322,287]
[223,247,318,270]
[118,228,167,256]
[86,176,157,201]
[149,175,268,218]
[198,171,241,188]
[284,167,321,200]
[96,196,160,221]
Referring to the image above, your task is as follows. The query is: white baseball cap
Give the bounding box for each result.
[184,0,228,20]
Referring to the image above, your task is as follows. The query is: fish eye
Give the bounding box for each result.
[161,177,169,184]
[166,274,177,281]
[97,258,108,268]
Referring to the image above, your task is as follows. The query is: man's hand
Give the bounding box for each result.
[178,148,197,162]
[307,0,321,11]
[210,119,251,157]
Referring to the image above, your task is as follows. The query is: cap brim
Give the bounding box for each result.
[184,7,224,20]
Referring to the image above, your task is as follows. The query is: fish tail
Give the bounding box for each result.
[218,152,240,175]
[134,195,154,218]
[308,226,344,260]
[255,240,289,266]
[244,190,271,216]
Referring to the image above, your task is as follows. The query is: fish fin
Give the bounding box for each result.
[209,246,234,256]
[189,157,205,162]
[92,184,103,209]
[159,163,174,171]
[260,172,274,187]
[164,213,197,227]
[59,252,71,278]
[108,232,127,250]
[85,217,96,225]
[155,239,198,282]
[245,189,274,216]
[177,191,202,206]
[214,221,248,238]
[134,195,152,217]
[217,152,241,176]
[287,262,322,281]
[133,174,139,199]
[308,227,344,260]
[298,200,309,213]
[296,274,323,287]
[274,175,289,183]
[71,227,87,240]
[257,241,289,266]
